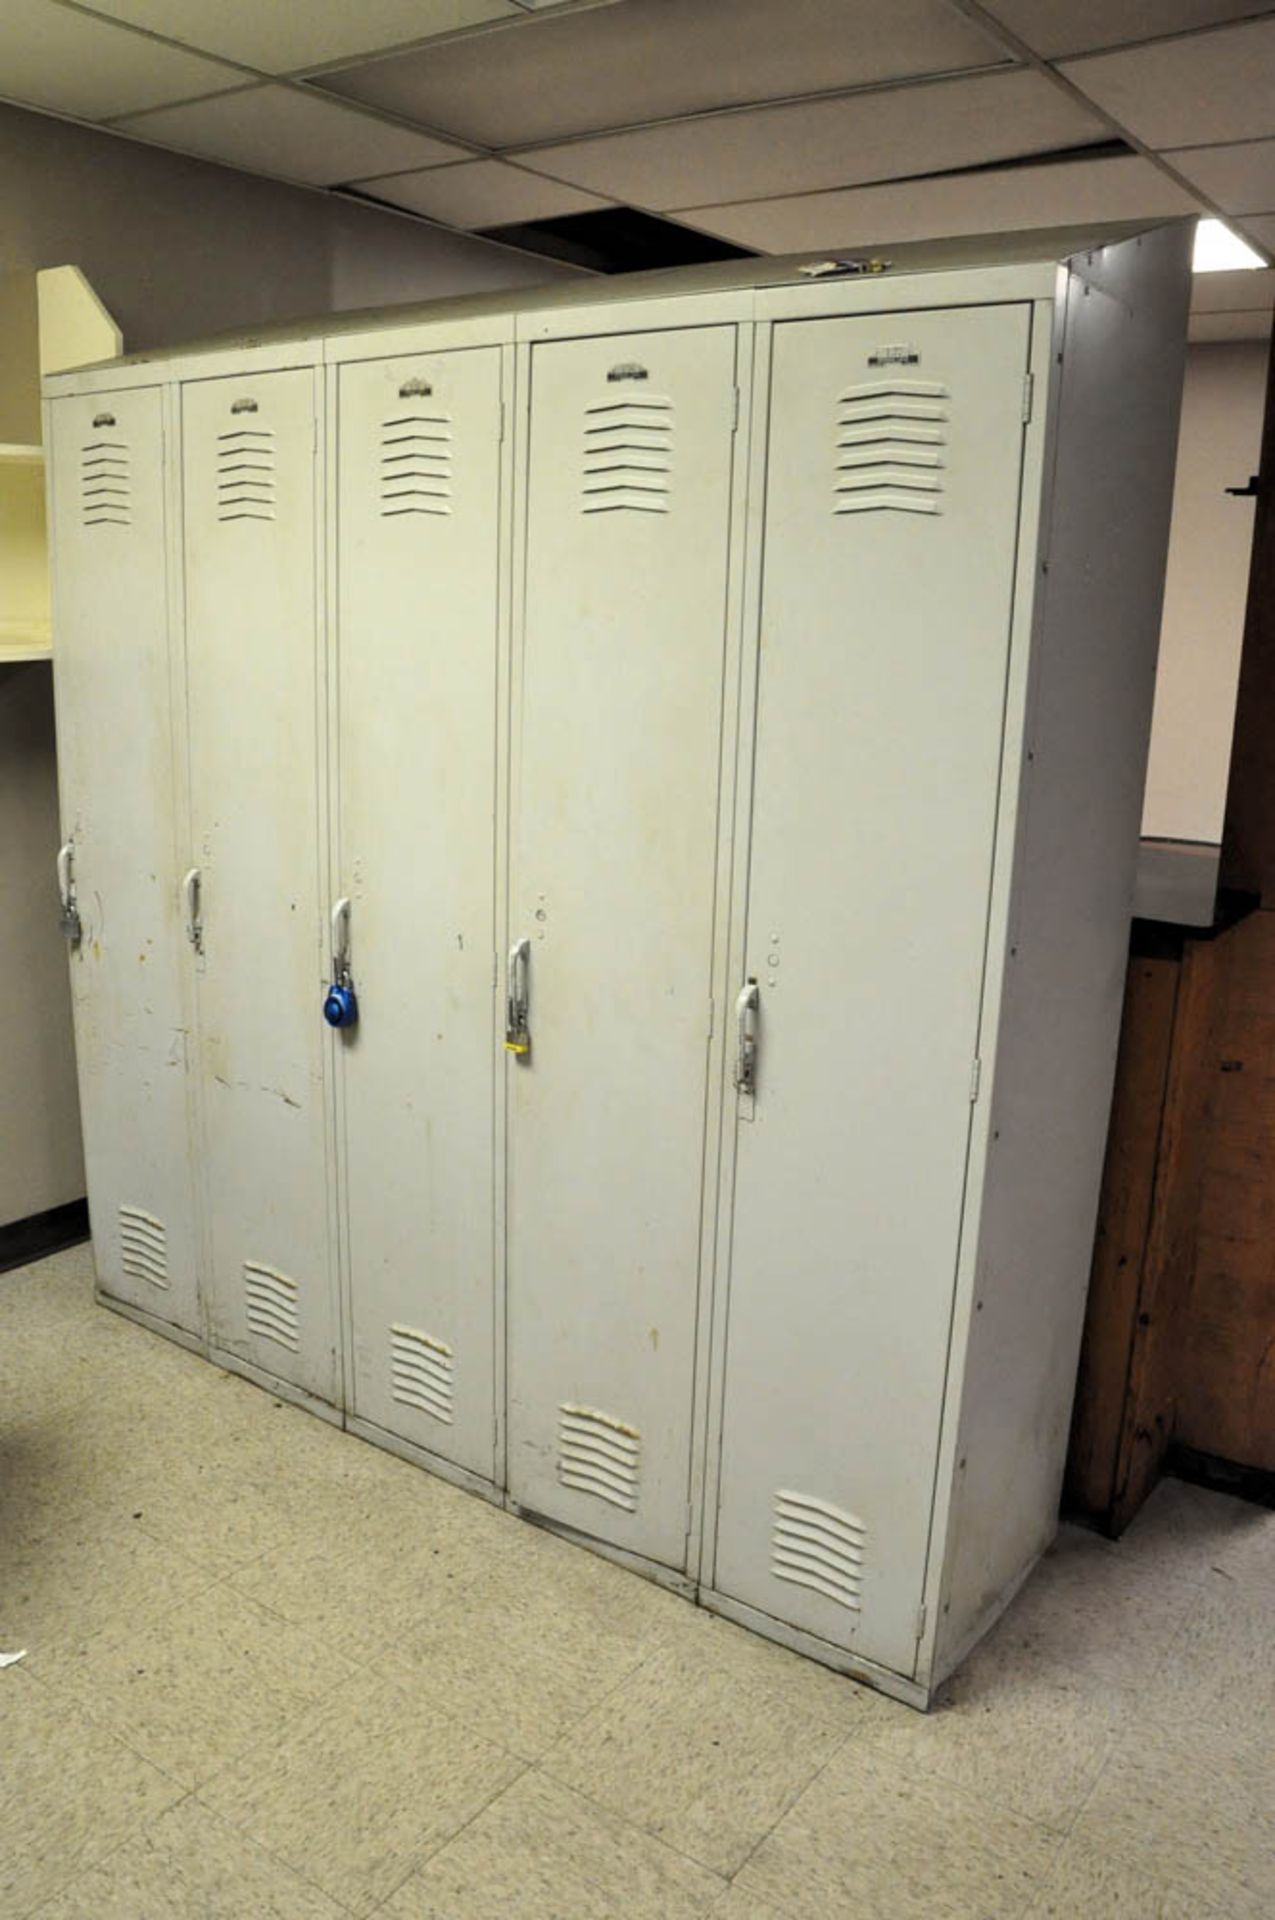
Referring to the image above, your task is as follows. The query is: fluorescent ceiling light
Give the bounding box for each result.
[1193,217,1266,272]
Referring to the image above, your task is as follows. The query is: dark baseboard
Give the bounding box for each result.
[0,1198,90,1276]
[1166,1445,1275,1512]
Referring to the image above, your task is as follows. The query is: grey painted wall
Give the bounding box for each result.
[0,97,571,351]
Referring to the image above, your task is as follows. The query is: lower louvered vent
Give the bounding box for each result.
[390,1323,454,1423]
[118,1205,168,1290]
[81,435,131,528]
[217,424,276,523]
[582,393,672,515]
[380,409,453,517]
[835,378,948,516]
[243,1262,299,1351]
[772,1490,865,1611]
[558,1403,640,1510]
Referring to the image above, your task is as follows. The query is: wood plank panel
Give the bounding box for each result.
[1182,908,1275,1468]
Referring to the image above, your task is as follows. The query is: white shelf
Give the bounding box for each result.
[0,443,43,465]
[0,621,52,663]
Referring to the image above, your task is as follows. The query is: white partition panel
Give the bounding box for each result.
[182,366,338,1406]
[336,345,504,1480]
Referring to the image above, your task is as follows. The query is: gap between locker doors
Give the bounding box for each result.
[501,320,755,1584]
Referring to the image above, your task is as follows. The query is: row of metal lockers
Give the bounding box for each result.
[45,229,1190,1704]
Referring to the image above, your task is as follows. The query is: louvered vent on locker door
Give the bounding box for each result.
[557,1403,641,1510]
[379,406,453,517]
[834,379,948,515]
[118,1205,168,1290]
[216,416,276,523]
[243,1261,300,1350]
[81,423,131,528]
[771,1490,865,1611]
[390,1323,455,1423]
[582,395,672,515]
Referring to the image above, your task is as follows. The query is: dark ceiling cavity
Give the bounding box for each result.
[477,205,756,273]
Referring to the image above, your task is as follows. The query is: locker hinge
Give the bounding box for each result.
[707,996,715,1038]
[498,400,506,443]
[969,1057,982,1103]
[730,387,740,433]
[1021,372,1034,425]
[915,1602,928,1642]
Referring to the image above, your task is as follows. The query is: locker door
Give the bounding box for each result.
[507,325,738,1569]
[49,388,200,1334]
[713,305,1032,1675]
[182,368,337,1404]
[337,347,502,1478]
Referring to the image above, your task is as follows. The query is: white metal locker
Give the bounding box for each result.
[181,367,339,1406]
[48,387,201,1337]
[335,346,504,1480]
[710,304,1033,1675]
[506,324,738,1570]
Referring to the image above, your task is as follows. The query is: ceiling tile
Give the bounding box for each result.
[1165,138,1275,212]
[1189,308,1273,337]
[1189,264,1275,308]
[1241,211,1275,247]
[676,154,1198,254]
[1061,18,1275,147]
[512,70,1106,212]
[355,159,611,227]
[318,0,1009,149]
[112,85,468,186]
[74,0,516,76]
[979,1,1275,59]
[0,1,243,120]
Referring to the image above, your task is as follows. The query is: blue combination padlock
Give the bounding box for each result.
[324,896,358,1029]
[323,979,358,1028]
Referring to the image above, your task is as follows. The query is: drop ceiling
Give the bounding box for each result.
[1,0,1272,336]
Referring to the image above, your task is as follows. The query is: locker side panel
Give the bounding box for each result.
[182,366,339,1405]
[48,386,201,1335]
[336,346,502,1480]
[507,324,738,1571]
[711,304,1032,1678]
[932,227,1193,1682]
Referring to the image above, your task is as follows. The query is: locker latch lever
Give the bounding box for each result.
[735,979,759,1095]
[56,842,81,946]
[505,937,531,1058]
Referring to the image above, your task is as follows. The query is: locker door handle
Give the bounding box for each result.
[735,980,759,1094]
[506,937,531,1058]
[182,867,203,954]
[330,896,352,977]
[56,841,81,946]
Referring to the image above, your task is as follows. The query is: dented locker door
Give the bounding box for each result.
[336,347,502,1479]
[48,387,201,1334]
[506,325,738,1569]
[182,367,338,1404]
[712,305,1031,1676]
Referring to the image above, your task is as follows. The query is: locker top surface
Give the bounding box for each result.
[45,219,1183,392]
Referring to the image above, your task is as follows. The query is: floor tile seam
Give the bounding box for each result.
[772,1720,1075,1862]
[365,1755,539,1912]
[11,1786,202,1920]
[18,1660,213,1800]
[525,1764,736,1892]
[184,1785,369,1917]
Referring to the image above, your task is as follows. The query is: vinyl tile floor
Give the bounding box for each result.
[3,1246,1273,1918]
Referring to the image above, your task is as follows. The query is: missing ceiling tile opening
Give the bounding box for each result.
[478,205,755,273]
